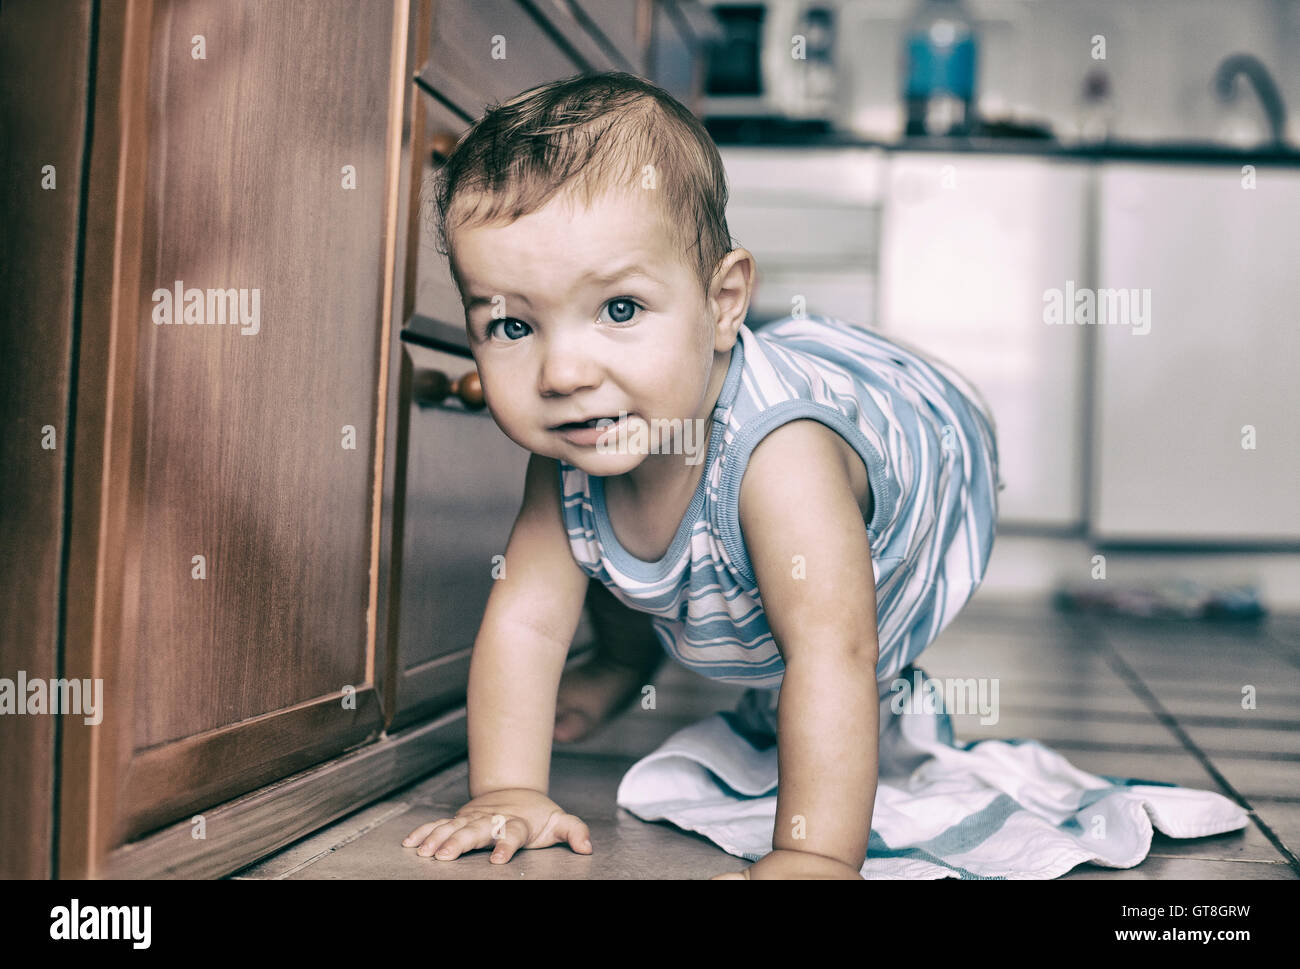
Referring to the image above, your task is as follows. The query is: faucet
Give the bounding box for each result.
[1213,53,1287,147]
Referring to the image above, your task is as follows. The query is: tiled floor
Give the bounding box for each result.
[233,600,1300,880]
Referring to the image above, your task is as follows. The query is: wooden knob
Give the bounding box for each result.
[412,367,484,409]
[412,367,450,405]
[453,370,485,408]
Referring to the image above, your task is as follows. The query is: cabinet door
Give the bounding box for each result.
[0,0,95,880]
[878,153,1090,528]
[721,146,884,326]
[1092,164,1300,542]
[62,0,413,873]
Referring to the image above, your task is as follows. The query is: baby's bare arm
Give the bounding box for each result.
[739,420,881,874]
[404,454,593,863]
[467,452,592,796]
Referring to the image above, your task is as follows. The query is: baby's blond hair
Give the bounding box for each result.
[428,71,734,296]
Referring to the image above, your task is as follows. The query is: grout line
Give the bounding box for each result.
[1243,794,1300,804]
[267,802,415,880]
[1146,854,1291,865]
[1091,619,1300,877]
[983,707,1300,730]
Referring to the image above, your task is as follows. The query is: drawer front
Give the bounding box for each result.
[423,0,583,117]
[394,342,531,720]
[727,200,878,266]
[414,92,471,332]
[569,0,648,74]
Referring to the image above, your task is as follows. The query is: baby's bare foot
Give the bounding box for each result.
[554,654,656,743]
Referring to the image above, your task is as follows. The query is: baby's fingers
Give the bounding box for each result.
[428,817,488,860]
[402,819,450,848]
[488,817,530,864]
[553,813,593,854]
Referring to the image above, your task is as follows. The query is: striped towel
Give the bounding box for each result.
[616,666,1248,879]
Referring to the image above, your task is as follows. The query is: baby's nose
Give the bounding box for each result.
[538,343,601,397]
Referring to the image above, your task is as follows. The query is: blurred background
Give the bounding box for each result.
[687,0,1300,616]
[2,0,1297,880]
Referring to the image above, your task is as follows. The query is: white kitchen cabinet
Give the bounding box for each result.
[721,147,886,326]
[877,153,1090,527]
[1091,164,1300,542]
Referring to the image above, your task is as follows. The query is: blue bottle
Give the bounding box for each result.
[902,0,979,136]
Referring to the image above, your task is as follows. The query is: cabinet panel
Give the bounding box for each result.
[129,0,390,746]
[0,0,94,880]
[63,0,409,865]
[722,147,885,326]
[878,153,1090,528]
[1092,164,1300,542]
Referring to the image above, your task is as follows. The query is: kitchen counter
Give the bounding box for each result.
[705,120,1300,166]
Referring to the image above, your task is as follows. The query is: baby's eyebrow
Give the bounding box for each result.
[464,264,663,312]
[464,293,529,311]
[578,263,663,287]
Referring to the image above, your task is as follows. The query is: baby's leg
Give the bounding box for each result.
[553,579,665,743]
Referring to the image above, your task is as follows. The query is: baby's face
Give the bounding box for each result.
[451,186,723,475]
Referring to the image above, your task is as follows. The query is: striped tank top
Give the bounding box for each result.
[558,314,1002,692]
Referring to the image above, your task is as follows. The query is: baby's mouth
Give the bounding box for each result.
[551,414,626,431]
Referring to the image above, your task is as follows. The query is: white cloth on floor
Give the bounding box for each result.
[615,666,1249,879]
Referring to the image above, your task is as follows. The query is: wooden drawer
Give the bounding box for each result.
[414,90,471,331]
[422,0,584,117]
[569,0,649,74]
[390,341,531,727]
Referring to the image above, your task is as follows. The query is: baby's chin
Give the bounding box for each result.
[549,445,648,476]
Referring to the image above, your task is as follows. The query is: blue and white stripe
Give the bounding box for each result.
[558,314,1002,690]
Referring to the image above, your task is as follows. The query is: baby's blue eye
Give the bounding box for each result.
[488,318,531,341]
[604,299,639,324]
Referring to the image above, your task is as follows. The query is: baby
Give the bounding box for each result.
[402,72,1000,879]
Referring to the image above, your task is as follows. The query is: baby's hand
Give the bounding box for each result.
[402,788,593,864]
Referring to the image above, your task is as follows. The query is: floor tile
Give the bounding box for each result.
[948,710,1181,750]
[1179,722,1300,759]
[1199,756,1300,800]
[1145,817,1290,864]
[1119,653,1300,687]
[235,603,1300,879]
[1059,857,1296,879]
[1051,747,1227,791]
[914,652,1124,685]
[272,781,739,880]
[916,672,1151,715]
[231,798,421,879]
[1140,682,1300,721]
[551,710,721,759]
[1248,800,1300,857]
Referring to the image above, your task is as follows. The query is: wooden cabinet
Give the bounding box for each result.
[2,0,702,878]
[54,0,411,875]
[721,146,885,327]
[386,341,531,732]
[0,0,96,882]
